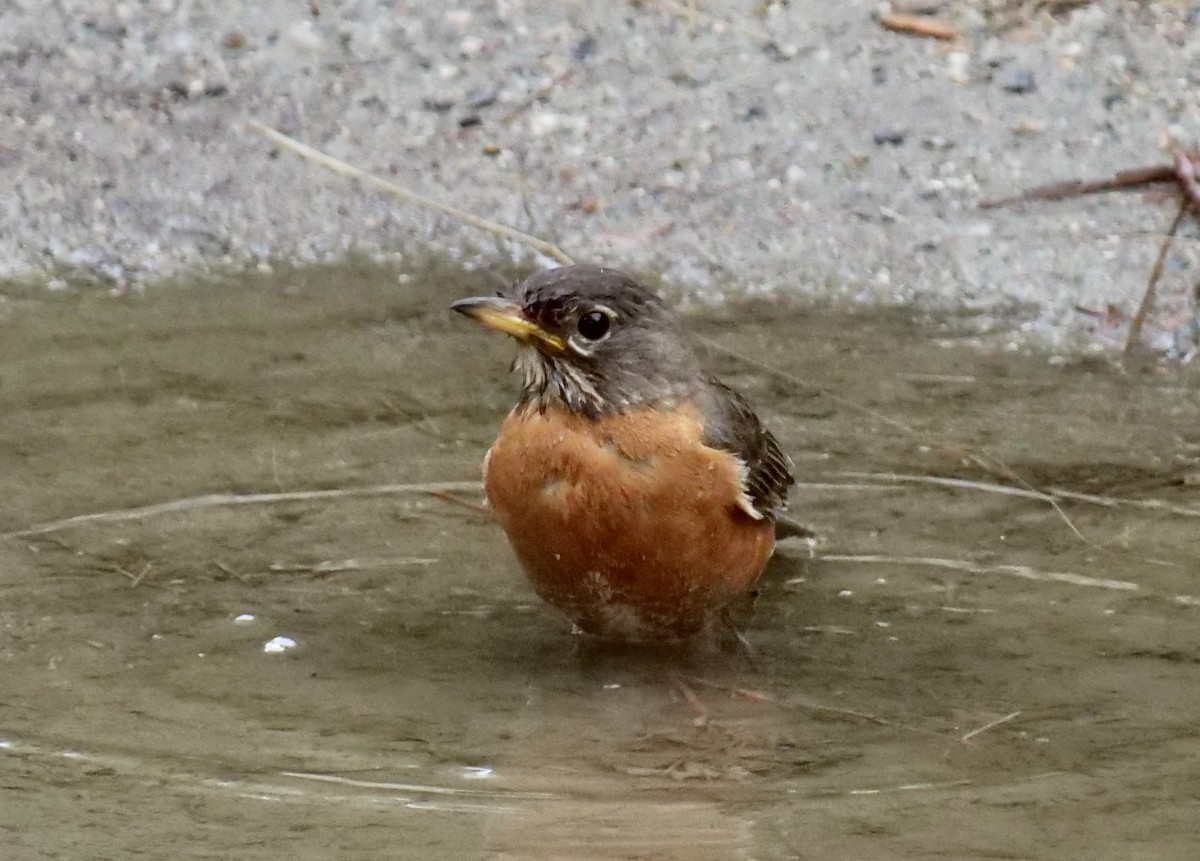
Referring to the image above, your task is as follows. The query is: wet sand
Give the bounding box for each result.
[2,260,1199,859]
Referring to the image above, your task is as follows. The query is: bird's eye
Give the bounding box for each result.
[576,310,611,341]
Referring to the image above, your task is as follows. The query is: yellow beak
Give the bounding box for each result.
[450,296,565,352]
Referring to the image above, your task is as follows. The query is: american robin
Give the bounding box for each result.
[452,265,795,640]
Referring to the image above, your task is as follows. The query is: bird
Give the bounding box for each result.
[451,264,795,641]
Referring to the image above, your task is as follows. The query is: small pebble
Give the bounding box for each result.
[572,36,596,61]
[529,112,562,137]
[443,9,472,31]
[872,128,906,146]
[263,635,298,654]
[999,68,1036,94]
[284,21,324,52]
[947,51,970,84]
[465,89,496,109]
[764,41,799,61]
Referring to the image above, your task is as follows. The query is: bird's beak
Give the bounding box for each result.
[450,296,565,352]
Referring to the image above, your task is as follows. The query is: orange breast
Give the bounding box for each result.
[482,401,775,639]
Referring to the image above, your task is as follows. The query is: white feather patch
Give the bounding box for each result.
[733,457,765,520]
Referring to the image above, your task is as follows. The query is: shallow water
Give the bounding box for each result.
[2,259,1198,859]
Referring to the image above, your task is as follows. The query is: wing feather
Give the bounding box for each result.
[698,379,794,519]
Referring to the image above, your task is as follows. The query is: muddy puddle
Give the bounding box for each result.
[1,258,1198,859]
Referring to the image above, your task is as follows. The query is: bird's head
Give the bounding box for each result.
[452,265,699,417]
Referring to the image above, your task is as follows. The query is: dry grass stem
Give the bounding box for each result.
[687,677,932,734]
[1045,486,1200,517]
[965,454,1096,547]
[278,770,559,799]
[846,779,973,796]
[128,562,155,588]
[672,676,709,727]
[837,471,1058,502]
[426,488,492,515]
[269,557,438,574]
[700,345,1080,539]
[708,345,1091,542]
[245,121,574,266]
[840,471,1200,519]
[801,625,856,636]
[3,481,484,540]
[821,554,1139,592]
[796,482,908,493]
[500,69,574,124]
[960,710,1021,743]
[660,0,770,43]
[699,339,930,443]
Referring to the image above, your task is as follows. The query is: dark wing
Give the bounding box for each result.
[698,378,794,519]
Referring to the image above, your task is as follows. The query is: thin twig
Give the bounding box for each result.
[978,164,1178,209]
[245,121,575,266]
[1173,145,1200,212]
[2,481,484,540]
[878,12,961,40]
[1125,197,1189,354]
[980,145,1200,357]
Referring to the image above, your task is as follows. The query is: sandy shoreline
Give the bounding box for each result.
[1,1,1197,350]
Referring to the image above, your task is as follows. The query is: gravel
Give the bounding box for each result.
[0,1,1197,351]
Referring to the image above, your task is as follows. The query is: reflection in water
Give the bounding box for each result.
[1,259,1198,858]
